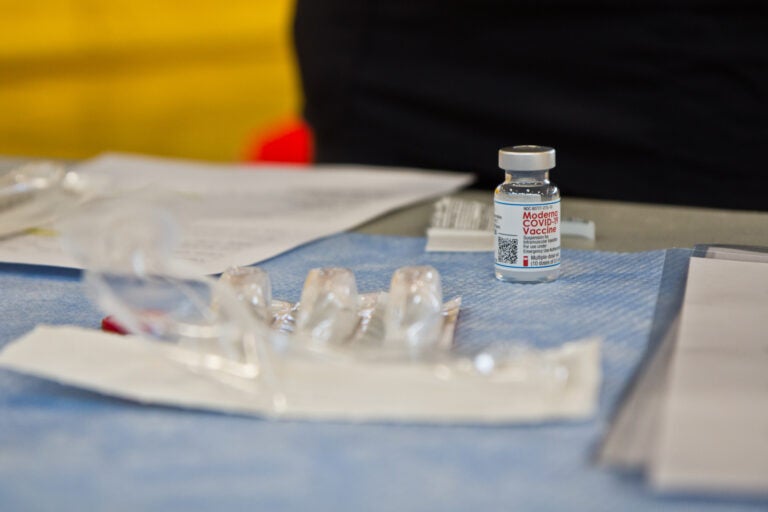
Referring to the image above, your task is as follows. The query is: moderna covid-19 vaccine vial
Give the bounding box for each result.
[494,145,561,283]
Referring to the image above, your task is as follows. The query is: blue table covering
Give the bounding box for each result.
[0,233,764,511]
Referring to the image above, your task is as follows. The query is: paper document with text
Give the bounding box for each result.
[0,153,472,274]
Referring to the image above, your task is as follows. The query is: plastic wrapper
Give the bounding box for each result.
[0,162,90,238]
[51,201,601,423]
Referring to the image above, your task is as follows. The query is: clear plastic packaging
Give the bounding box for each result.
[0,162,89,238]
[57,201,602,423]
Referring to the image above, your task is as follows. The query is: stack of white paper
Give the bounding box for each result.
[652,256,768,495]
[599,246,768,498]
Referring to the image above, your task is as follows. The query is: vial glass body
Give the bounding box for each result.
[494,169,561,283]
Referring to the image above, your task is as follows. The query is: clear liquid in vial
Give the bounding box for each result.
[494,172,560,283]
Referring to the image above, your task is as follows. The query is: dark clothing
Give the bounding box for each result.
[294,0,768,210]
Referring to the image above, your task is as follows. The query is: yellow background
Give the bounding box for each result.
[0,0,300,161]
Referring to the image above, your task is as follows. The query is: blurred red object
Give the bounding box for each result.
[101,316,128,335]
[246,118,313,163]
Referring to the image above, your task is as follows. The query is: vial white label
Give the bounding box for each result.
[494,199,561,270]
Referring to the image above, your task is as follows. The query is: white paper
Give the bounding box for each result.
[596,316,679,469]
[0,153,472,273]
[597,245,768,473]
[425,228,494,252]
[651,257,768,496]
[0,326,602,424]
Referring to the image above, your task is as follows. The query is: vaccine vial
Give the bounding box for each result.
[494,145,561,283]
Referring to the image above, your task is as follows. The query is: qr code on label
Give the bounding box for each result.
[497,236,518,264]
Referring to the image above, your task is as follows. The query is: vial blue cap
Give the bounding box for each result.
[499,145,556,171]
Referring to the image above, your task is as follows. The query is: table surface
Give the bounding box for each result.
[1,155,767,511]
